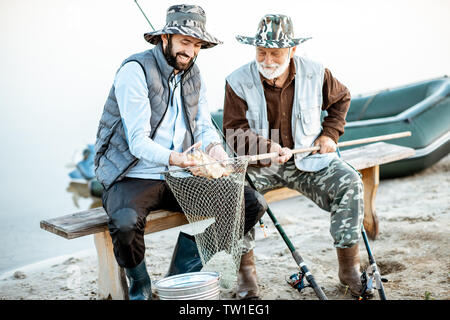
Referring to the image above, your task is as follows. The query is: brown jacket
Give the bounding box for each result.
[223,59,351,157]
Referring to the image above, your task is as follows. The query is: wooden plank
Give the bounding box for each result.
[40,207,107,239]
[41,208,187,239]
[264,188,301,203]
[360,166,380,240]
[340,142,415,170]
[144,210,189,234]
[94,231,128,300]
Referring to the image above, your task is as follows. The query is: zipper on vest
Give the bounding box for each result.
[151,68,194,146]
[178,59,196,147]
[180,87,195,145]
[170,77,181,106]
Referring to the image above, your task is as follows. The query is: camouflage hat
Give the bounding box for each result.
[236,14,311,48]
[144,4,222,49]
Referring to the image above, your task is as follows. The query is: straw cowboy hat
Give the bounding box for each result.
[236,14,311,48]
[144,4,222,49]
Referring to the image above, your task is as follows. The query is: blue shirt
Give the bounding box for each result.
[114,61,220,180]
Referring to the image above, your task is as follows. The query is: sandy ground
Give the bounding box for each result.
[1,154,449,300]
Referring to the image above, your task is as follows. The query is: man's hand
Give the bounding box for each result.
[270,142,292,164]
[207,143,229,162]
[312,135,337,154]
[169,142,202,168]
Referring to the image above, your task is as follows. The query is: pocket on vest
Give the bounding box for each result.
[246,111,260,131]
[95,119,122,165]
[298,107,321,136]
[246,111,269,138]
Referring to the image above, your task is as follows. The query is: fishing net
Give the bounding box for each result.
[164,150,249,289]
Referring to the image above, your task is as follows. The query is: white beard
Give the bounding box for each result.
[256,54,290,80]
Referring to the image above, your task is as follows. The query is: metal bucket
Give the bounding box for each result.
[154,271,221,300]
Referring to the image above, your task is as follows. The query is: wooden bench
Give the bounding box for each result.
[40,142,414,300]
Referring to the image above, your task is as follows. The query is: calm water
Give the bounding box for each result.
[0,123,101,273]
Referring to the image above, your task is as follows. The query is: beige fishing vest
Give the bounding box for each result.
[226,55,337,172]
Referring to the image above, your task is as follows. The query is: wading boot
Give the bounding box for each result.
[125,259,152,300]
[336,244,371,298]
[236,250,260,300]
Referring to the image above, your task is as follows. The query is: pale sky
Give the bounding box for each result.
[1,0,449,143]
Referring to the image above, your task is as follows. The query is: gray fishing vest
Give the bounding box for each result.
[94,43,201,190]
[226,55,338,172]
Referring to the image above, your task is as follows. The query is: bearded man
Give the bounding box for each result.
[223,14,375,299]
[94,4,267,300]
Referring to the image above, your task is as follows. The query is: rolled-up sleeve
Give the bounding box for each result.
[114,61,172,165]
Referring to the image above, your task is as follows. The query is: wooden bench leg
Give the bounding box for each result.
[360,165,380,240]
[94,231,129,300]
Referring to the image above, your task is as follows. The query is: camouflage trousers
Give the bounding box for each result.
[242,157,364,253]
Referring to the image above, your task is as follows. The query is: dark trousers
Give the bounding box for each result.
[102,177,267,268]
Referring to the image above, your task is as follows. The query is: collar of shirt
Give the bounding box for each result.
[169,71,183,85]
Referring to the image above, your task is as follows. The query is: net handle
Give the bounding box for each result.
[159,131,411,174]
[249,131,411,162]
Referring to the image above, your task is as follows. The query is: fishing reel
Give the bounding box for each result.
[357,268,388,300]
[286,270,311,293]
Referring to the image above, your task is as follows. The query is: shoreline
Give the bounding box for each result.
[0,249,96,281]
[0,154,448,300]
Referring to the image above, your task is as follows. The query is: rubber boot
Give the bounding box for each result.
[337,244,364,298]
[236,250,260,300]
[125,259,152,300]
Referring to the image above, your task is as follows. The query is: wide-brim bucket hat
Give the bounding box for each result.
[236,14,311,48]
[144,4,222,49]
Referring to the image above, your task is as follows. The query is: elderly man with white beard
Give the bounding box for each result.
[223,14,374,300]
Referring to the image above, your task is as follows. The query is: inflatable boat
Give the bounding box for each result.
[211,76,450,178]
[339,76,450,178]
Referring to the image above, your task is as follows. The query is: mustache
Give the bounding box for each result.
[177,52,193,60]
[259,62,281,68]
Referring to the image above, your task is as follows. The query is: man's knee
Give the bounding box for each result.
[108,208,141,246]
[336,166,363,197]
[244,187,267,219]
[255,192,268,220]
[350,169,362,185]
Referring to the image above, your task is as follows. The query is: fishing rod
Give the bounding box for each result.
[360,225,387,300]
[134,0,155,31]
[210,117,328,300]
